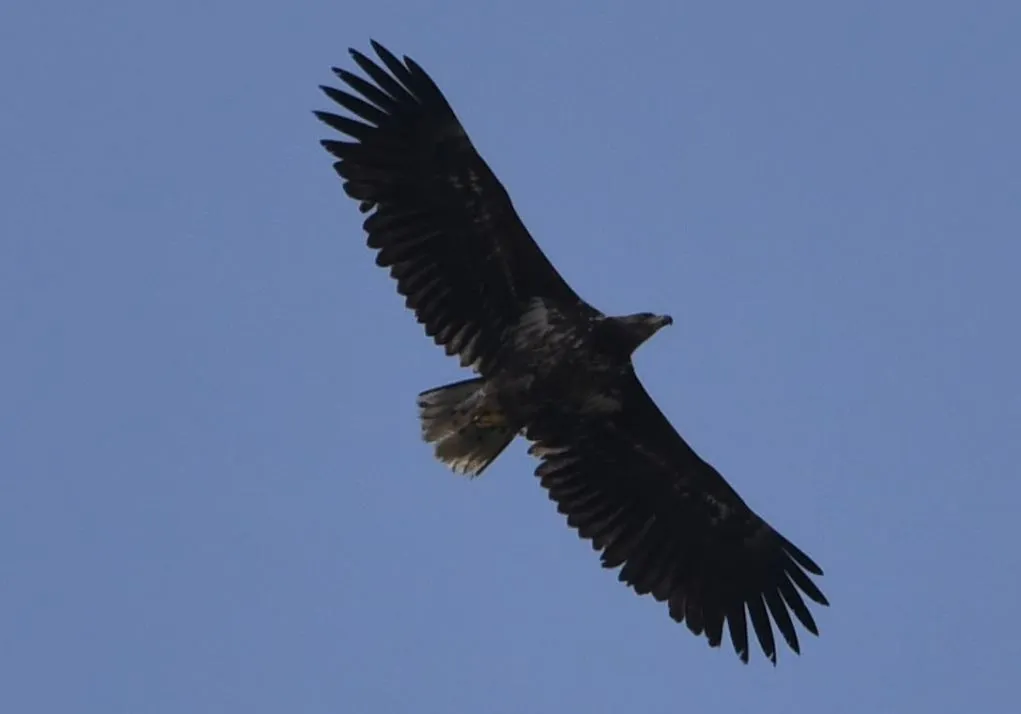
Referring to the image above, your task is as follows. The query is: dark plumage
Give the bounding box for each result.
[315,40,828,664]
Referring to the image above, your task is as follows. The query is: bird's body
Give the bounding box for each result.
[315,41,828,664]
[421,299,672,476]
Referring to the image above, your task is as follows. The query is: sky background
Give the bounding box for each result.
[3,1,1020,712]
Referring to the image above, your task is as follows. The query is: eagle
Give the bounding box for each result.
[314,40,828,664]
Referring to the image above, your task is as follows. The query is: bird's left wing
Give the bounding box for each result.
[525,369,829,664]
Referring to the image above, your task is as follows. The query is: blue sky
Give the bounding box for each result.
[3,1,1020,712]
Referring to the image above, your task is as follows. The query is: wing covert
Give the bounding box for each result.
[315,40,584,374]
[526,370,828,664]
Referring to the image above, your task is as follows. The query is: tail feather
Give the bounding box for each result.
[417,378,516,477]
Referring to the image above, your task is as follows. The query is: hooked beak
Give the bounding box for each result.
[655,314,674,329]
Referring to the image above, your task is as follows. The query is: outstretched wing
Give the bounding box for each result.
[526,370,828,664]
[315,41,584,374]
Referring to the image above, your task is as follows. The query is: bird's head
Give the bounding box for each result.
[611,312,673,354]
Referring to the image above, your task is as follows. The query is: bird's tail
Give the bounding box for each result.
[417,378,517,477]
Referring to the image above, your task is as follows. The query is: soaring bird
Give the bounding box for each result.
[314,40,828,664]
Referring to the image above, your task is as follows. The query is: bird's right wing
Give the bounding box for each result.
[315,41,585,374]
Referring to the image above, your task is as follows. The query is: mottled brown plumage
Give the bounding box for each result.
[315,40,828,664]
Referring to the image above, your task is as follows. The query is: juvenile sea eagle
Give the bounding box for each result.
[314,41,828,664]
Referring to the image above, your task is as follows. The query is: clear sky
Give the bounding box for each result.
[3,1,1020,712]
